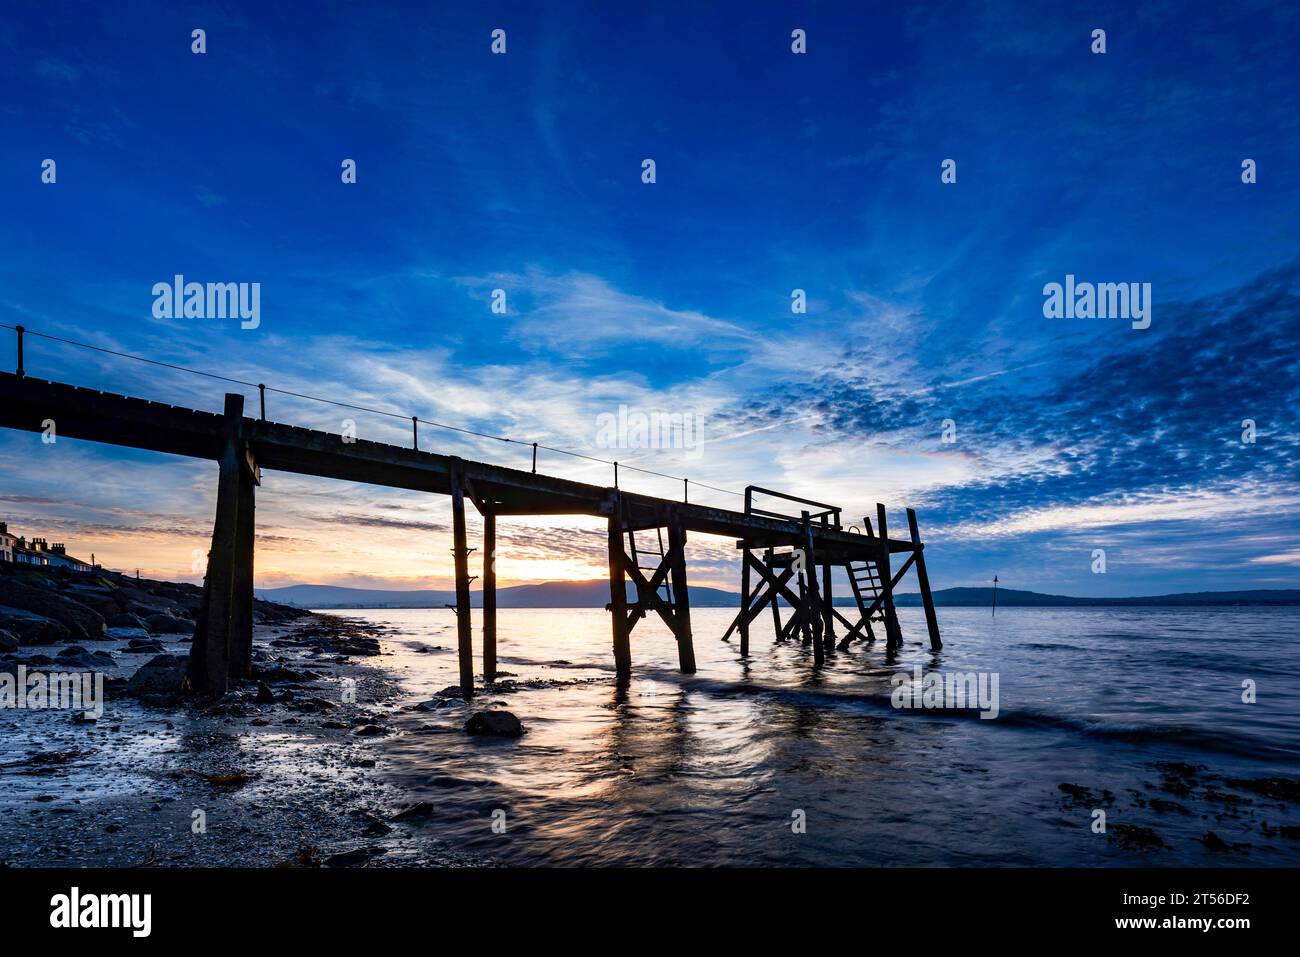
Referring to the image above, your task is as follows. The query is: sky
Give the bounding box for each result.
[0,0,1297,597]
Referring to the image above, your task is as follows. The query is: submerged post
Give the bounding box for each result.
[875,503,904,650]
[450,462,474,699]
[906,508,942,651]
[607,496,632,683]
[738,542,751,657]
[667,519,697,674]
[766,549,785,640]
[187,393,256,694]
[483,507,497,682]
[820,518,835,654]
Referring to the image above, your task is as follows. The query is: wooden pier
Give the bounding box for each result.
[0,370,943,697]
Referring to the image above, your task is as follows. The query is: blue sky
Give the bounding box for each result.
[1,0,1298,595]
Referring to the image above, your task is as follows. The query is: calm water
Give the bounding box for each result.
[353,605,1300,866]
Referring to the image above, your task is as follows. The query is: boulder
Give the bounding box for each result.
[107,612,147,630]
[145,613,194,635]
[0,610,70,646]
[124,638,166,654]
[464,710,525,737]
[55,645,116,669]
[0,580,105,641]
[125,654,189,700]
[0,629,18,653]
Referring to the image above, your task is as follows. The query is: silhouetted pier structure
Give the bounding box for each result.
[0,358,942,698]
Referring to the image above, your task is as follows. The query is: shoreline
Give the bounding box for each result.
[1,611,489,868]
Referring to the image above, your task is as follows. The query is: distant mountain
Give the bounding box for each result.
[892,587,1300,607]
[257,582,1300,609]
[256,581,740,609]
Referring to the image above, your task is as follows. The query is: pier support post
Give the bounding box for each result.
[876,503,904,650]
[767,548,784,640]
[451,462,475,699]
[820,552,835,654]
[607,497,632,684]
[907,508,942,651]
[483,507,497,682]
[667,520,697,674]
[738,541,751,657]
[187,393,256,695]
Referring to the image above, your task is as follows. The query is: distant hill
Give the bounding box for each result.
[257,582,1300,609]
[894,587,1300,607]
[256,581,740,609]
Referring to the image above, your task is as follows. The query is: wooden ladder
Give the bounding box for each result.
[627,526,674,613]
[846,559,884,624]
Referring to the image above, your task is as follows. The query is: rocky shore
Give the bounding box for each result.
[0,563,486,867]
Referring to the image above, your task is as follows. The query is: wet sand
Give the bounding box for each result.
[0,615,485,868]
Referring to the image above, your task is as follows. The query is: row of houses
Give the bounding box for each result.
[0,522,95,573]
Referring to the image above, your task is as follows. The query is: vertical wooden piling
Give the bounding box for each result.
[483,507,497,682]
[450,463,474,699]
[876,503,904,650]
[607,498,632,683]
[738,542,751,657]
[906,508,942,651]
[230,449,256,680]
[667,520,697,674]
[187,393,255,695]
[766,548,783,640]
[820,518,835,654]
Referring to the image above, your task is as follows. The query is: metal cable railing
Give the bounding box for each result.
[2,323,744,502]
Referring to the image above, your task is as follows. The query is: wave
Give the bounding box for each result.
[643,672,1300,763]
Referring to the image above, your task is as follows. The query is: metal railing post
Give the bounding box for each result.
[15,325,24,377]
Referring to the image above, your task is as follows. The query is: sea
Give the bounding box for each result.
[353,605,1300,867]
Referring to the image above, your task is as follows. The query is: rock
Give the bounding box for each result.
[0,629,17,653]
[107,612,147,630]
[324,846,386,868]
[1202,831,1229,850]
[0,608,73,645]
[354,724,389,737]
[465,710,525,737]
[145,613,194,635]
[125,654,188,701]
[55,646,116,668]
[123,639,165,654]
[0,580,106,641]
[255,681,277,705]
[392,801,433,821]
[1108,824,1165,850]
[259,665,312,683]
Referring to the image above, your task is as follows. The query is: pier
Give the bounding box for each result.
[0,336,942,698]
